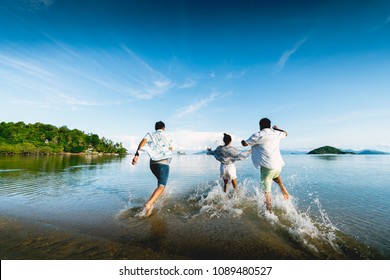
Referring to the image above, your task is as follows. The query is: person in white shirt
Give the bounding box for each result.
[241,118,289,212]
[132,121,173,216]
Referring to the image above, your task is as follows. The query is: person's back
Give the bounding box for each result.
[208,133,250,192]
[241,118,289,211]
[143,129,172,162]
[131,121,173,216]
[249,128,286,170]
[211,144,248,165]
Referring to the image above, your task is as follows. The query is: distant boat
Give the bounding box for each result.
[177,151,186,155]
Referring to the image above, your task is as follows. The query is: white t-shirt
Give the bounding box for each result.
[245,128,286,170]
[140,129,173,161]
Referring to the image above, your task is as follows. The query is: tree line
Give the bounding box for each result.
[0,121,127,155]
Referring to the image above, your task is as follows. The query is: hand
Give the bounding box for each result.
[132,156,138,165]
[241,140,248,147]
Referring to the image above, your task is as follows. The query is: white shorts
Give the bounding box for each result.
[220,163,237,180]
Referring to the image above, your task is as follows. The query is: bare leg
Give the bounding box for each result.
[145,185,165,216]
[223,179,228,192]
[265,192,272,212]
[273,176,289,200]
[232,179,237,191]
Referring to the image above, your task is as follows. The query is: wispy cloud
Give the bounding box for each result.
[0,54,54,81]
[379,143,390,151]
[13,91,116,111]
[175,92,220,117]
[120,45,173,99]
[178,78,197,89]
[226,70,246,80]
[276,36,308,72]
[371,15,390,30]
[1,43,175,110]
[12,0,55,10]
[169,130,244,151]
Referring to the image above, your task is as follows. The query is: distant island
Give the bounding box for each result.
[0,121,127,155]
[308,145,388,155]
[307,146,353,155]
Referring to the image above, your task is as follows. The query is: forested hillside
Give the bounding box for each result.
[0,122,127,155]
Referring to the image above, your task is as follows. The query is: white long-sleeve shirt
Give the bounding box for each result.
[245,128,286,170]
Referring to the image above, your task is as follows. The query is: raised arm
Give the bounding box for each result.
[132,138,147,165]
[272,125,288,137]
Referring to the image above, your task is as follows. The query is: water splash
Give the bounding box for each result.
[186,177,340,254]
[118,176,341,256]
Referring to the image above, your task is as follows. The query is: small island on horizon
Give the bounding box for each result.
[307,145,388,155]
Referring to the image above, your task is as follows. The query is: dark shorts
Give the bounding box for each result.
[150,163,170,187]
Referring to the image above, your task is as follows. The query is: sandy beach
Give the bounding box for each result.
[0,215,180,260]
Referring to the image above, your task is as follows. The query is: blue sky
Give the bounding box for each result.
[1,0,390,152]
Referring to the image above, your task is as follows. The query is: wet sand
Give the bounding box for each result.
[0,215,182,260]
[2,212,382,260]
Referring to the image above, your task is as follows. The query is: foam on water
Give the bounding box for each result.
[115,175,369,258]
[249,179,340,253]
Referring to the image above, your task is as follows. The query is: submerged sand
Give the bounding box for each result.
[0,215,180,260]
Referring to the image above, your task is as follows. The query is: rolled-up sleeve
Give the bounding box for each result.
[246,133,260,146]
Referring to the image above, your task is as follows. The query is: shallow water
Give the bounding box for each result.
[0,154,389,259]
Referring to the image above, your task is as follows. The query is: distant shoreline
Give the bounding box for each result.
[307,145,389,155]
[0,152,126,156]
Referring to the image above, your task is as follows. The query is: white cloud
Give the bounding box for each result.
[0,54,54,81]
[1,44,174,107]
[108,135,140,151]
[170,130,245,151]
[175,92,220,117]
[276,36,308,72]
[153,80,172,89]
[378,143,390,152]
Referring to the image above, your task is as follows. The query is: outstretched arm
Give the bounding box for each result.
[132,138,147,165]
[272,125,288,137]
[206,147,215,155]
[230,147,250,161]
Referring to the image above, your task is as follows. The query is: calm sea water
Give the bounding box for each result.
[0,154,389,259]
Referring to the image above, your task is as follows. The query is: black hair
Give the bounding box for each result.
[223,133,232,146]
[155,121,165,130]
[259,118,271,129]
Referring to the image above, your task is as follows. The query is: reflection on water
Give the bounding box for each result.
[0,154,125,173]
[0,154,389,259]
[312,155,340,161]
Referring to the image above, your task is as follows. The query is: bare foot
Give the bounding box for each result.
[144,202,153,217]
[282,190,290,200]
